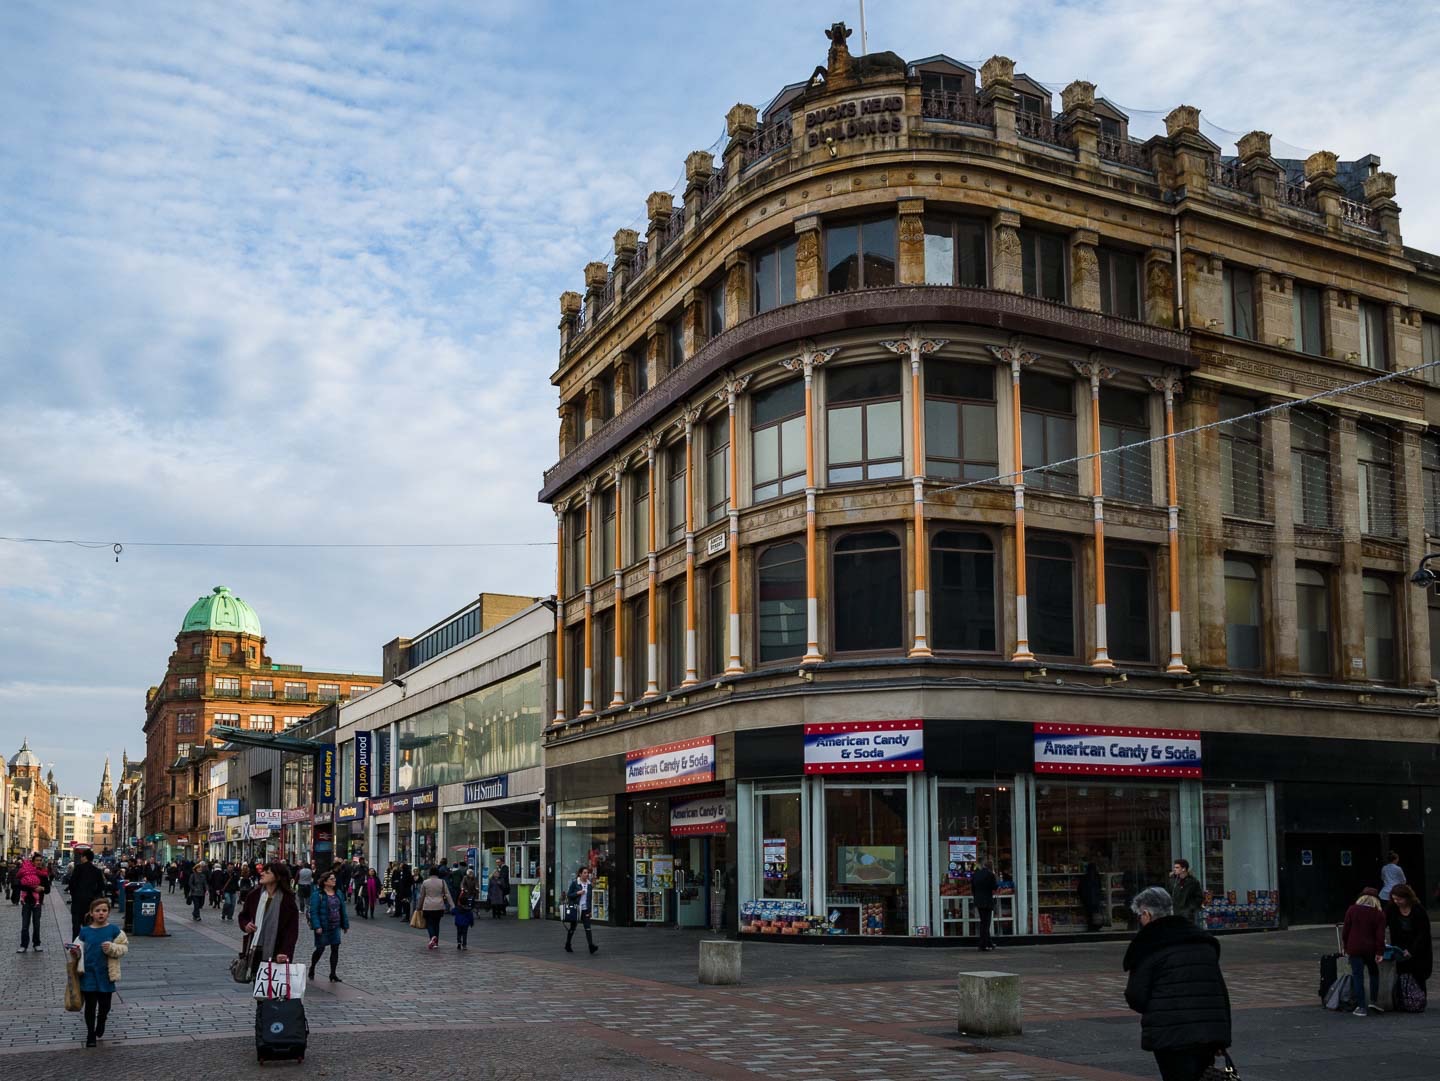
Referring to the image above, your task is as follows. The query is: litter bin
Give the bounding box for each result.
[132,886,161,936]
[516,883,531,920]
[122,881,143,933]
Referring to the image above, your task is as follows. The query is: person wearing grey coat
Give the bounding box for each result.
[187,865,208,921]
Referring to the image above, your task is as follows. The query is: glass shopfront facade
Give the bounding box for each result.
[394,667,543,789]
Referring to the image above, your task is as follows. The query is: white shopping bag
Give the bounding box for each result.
[252,961,307,1000]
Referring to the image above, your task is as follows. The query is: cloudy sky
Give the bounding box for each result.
[2,0,1436,798]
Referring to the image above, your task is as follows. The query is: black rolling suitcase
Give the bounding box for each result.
[256,998,308,1062]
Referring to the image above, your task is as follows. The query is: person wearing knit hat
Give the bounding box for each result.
[1343,888,1388,1016]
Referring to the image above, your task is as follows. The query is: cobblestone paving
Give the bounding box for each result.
[3,894,1435,1080]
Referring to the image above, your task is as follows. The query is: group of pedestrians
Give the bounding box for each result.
[1340,852,1433,1017]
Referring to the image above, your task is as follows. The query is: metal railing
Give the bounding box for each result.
[740,113,792,170]
[632,240,648,276]
[1015,110,1072,150]
[1340,196,1380,231]
[697,166,726,214]
[654,207,687,266]
[920,89,993,127]
[1096,135,1150,170]
[1278,177,1312,210]
[1211,159,1244,192]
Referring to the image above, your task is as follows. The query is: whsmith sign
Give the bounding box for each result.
[1033,724,1203,778]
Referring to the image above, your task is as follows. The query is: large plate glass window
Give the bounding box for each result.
[755,786,804,900]
[1290,411,1333,529]
[1105,547,1153,664]
[1295,565,1332,677]
[832,530,904,654]
[1027,536,1077,659]
[827,361,903,483]
[825,217,897,293]
[756,542,806,663]
[1020,373,1078,493]
[930,530,997,652]
[751,380,806,503]
[824,783,908,935]
[753,238,797,314]
[1219,395,1264,519]
[936,782,1015,938]
[1099,387,1152,503]
[924,361,996,480]
[1098,247,1141,319]
[923,216,987,287]
[1201,784,1278,928]
[1362,573,1397,682]
[1020,229,1066,302]
[1223,557,1263,671]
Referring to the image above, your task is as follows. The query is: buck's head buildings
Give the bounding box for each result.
[536,23,1440,937]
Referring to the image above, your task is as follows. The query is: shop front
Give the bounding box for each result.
[336,801,366,860]
[368,786,438,870]
[439,771,543,913]
[730,719,1279,940]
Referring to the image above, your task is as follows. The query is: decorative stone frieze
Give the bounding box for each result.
[897,198,925,285]
[991,212,1023,294]
[1070,230,1101,312]
[794,217,822,301]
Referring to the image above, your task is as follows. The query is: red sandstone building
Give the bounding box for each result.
[140,587,379,861]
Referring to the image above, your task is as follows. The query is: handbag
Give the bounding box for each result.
[64,951,83,1012]
[252,960,307,1000]
[562,903,579,923]
[229,946,254,984]
[409,908,426,929]
[1398,973,1428,1012]
[1200,1050,1241,1080]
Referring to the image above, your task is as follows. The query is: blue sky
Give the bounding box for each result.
[1,0,1436,798]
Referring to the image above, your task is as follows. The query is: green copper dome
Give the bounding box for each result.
[181,586,263,638]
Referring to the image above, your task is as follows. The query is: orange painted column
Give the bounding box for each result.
[883,328,947,657]
[1075,359,1115,668]
[552,504,566,725]
[1148,372,1189,672]
[720,373,752,674]
[782,343,838,664]
[682,407,701,685]
[990,343,1035,661]
[610,463,625,706]
[644,435,661,697]
[580,481,596,716]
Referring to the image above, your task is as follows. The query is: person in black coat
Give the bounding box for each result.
[1123,886,1231,1081]
[66,850,108,942]
[1386,884,1433,993]
[970,858,998,951]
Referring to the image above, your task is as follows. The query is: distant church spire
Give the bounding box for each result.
[96,756,115,811]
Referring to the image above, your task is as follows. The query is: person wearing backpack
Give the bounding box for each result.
[1342,888,1388,1017]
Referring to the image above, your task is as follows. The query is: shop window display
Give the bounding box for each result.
[756,788,803,900]
[632,797,673,924]
[824,784,908,935]
[936,783,1015,938]
[445,809,479,868]
[1202,785,1278,928]
[1033,782,1178,932]
[555,798,614,921]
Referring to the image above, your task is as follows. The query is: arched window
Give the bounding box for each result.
[756,542,806,663]
[832,531,903,653]
[930,530,996,652]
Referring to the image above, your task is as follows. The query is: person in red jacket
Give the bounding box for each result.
[1342,887,1388,1016]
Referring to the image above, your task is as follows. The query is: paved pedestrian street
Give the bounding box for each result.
[3,894,1438,1079]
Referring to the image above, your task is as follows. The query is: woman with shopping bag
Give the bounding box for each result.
[237,862,300,981]
[65,896,128,1047]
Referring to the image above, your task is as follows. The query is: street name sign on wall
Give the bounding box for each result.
[1033,724,1203,778]
[803,720,924,774]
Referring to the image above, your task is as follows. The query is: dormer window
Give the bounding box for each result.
[1017,92,1045,115]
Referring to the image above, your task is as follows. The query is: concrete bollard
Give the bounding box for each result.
[698,939,742,985]
[957,970,1021,1036]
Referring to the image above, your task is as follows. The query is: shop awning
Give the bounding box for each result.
[209,725,326,755]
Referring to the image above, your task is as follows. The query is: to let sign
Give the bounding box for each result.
[804,721,924,774]
[1033,724,1203,778]
[626,738,715,792]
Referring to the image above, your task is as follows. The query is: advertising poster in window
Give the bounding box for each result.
[1033,723,1202,777]
[763,838,788,880]
[947,835,978,879]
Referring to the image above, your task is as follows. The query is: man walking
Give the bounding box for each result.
[971,857,998,951]
[16,853,50,953]
[1166,858,1204,927]
[1380,851,1407,902]
[67,849,107,942]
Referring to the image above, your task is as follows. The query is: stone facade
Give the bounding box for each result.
[537,25,1440,931]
